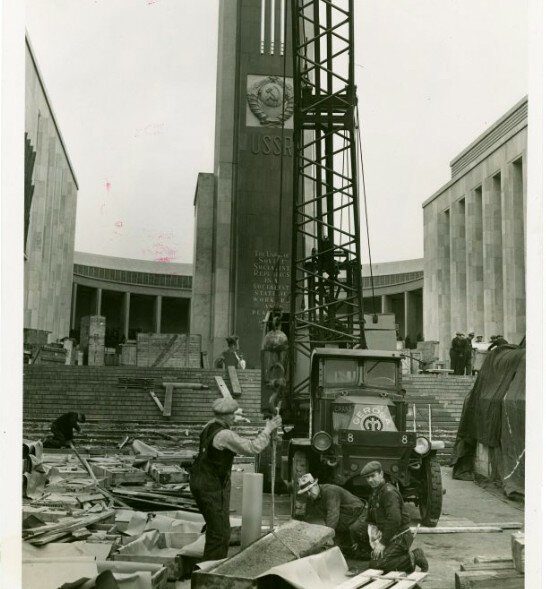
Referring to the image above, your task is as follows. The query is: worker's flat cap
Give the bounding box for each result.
[212,397,239,415]
[361,460,383,477]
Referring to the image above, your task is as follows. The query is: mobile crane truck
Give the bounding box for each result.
[258,0,444,527]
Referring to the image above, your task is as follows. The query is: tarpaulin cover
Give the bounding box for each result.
[450,346,525,497]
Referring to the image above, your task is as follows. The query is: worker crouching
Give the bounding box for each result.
[362,461,428,573]
[297,473,369,557]
[189,397,281,561]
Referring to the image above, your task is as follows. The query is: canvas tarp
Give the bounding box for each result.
[450,346,525,497]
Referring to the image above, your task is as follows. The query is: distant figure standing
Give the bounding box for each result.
[464,332,474,375]
[449,332,466,375]
[488,335,508,351]
[44,412,86,448]
[215,335,245,369]
[472,336,489,374]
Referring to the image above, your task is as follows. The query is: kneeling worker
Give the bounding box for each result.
[189,397,282,561]
[297,473,368,555]
[44,412,86,448]
[362,461,428,573]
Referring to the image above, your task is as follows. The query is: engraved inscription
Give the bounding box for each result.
[251,250,290,320]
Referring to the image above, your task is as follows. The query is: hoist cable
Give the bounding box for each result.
[355,105,376,313]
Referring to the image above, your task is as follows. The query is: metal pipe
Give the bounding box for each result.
[241,473,264,549]
[270,0,276,55]
[428,404,432,441]
[280,0,285,55]
[413,403,417,433]
[260,0,266,54]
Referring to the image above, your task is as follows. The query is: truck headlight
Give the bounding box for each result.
[312,431,333,452]
[414,436,431,455]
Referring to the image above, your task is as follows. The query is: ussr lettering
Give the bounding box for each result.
[250,133,293,156]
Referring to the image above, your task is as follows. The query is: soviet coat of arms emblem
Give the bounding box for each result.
[247,76,294,127]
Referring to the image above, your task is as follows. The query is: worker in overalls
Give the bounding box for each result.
[189,397,281,561]
[362,461,429,573]
[43,412,86,448]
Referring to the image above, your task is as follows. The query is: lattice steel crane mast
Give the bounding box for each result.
[289,0,366,399]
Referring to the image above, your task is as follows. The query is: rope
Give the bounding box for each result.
[355,105,376,313]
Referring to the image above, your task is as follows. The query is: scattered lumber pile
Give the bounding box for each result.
[454,531,525,588]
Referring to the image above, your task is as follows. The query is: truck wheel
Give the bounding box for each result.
[419,456,443,527]
[290,450,309,519]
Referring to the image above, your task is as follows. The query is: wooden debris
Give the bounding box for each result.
[455,570,524,588]
[336,570,427,589]
[227,366,242,397]
[25,509,115,545]
[162,385,173,417]
[412,525,503,534]
[149,390,164,412]
[91,463,147,487]
[461,559,514,571]
[215,376,233,399]
[148,463,188,485]
[511,531,525,573]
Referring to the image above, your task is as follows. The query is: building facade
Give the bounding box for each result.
[71,252,192,346]
[363,259,423,347]
[423,97,527,365]
[24,36,78,341]
[191,0,294,368]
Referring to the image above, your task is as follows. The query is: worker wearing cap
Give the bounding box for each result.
[297,473,369,556]
[361,461,428,573]
[189,397,282,561]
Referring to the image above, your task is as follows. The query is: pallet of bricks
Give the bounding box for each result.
[136,333,201,368]
[80,315,106,366]
[455,531,524,588]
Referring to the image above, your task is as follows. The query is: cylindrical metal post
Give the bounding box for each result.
[241,473,263,549]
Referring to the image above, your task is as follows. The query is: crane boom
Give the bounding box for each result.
[290,0,366,397]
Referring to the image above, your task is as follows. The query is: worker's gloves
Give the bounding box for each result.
[265,415,282,433]
[372,542,385,560]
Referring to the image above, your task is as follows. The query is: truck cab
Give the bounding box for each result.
[282,348,444,526]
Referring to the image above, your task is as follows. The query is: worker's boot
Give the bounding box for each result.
[412,547,429,572]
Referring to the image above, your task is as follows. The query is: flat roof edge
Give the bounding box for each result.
[25,33,79,189]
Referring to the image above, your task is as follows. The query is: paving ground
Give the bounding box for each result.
[179,465,523,588]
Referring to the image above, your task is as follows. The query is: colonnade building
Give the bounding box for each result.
[362,259,423,346]
[71,252,192,346]
[423,97,527,365]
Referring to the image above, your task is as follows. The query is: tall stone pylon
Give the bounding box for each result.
[191,0,294,368]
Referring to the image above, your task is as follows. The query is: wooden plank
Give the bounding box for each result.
[412,526,503,534]
[214,376,233,399]
[391,573,428,589]
[163,385,173,417]
[455,570,524,589]
[335,569,384,589]
[461,560,514,571]
[227,366,242,397]
[362,580,397,589]
[149,391,164,412]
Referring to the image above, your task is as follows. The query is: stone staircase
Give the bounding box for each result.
[23,366,475,465]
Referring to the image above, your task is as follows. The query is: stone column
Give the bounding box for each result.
[122,292,131,340]
[381,294,389,313]
[437,208,451,364]
[95,288,102,316]
[154,295,162,334]
[403,291,410,341]
[501,159,525,344]
[70,283,78,330]
[465,187,484,336]
[482,173,504,341]
[450,198,467,336]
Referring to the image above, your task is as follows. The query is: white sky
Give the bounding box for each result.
[25,0,528,264]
